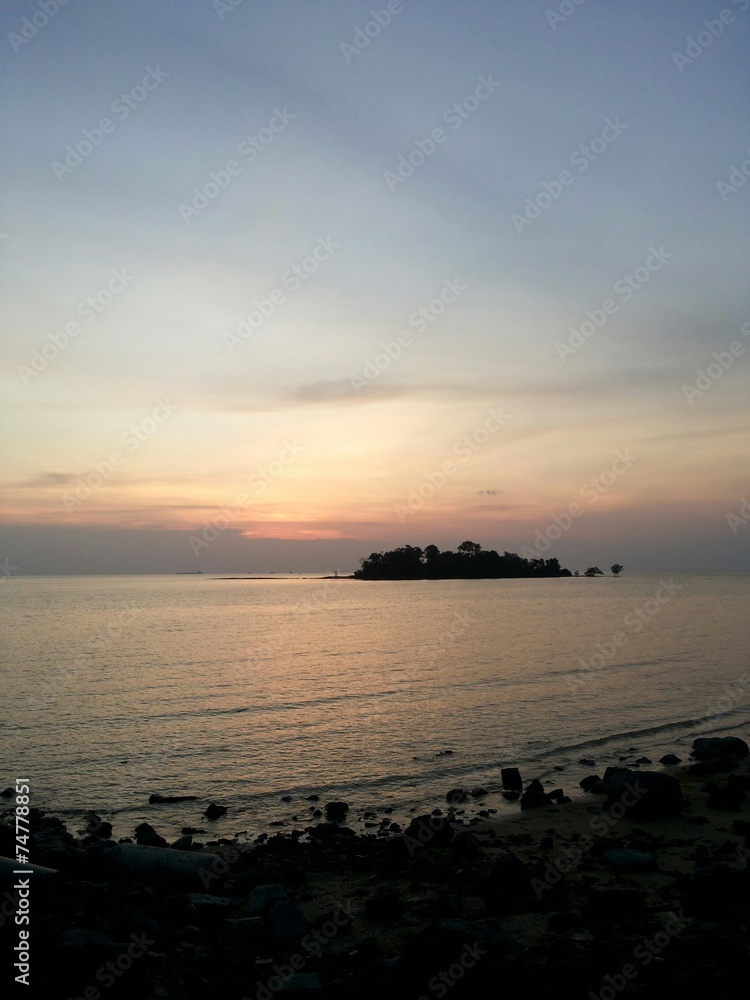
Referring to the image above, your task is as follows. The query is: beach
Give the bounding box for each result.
[3,735,748,999]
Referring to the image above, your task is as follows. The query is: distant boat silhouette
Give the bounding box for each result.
[176,570,202,574]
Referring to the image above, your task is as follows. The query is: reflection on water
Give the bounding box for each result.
[2,573,749,837]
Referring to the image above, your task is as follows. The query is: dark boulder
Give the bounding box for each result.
[186,893,236,922]
[579,775,604,792]
[483,851,531,905]
[306,823,355,841]
[602,848,657,873]
[603,767,683,819]
[396,919,524,996]
[685,862,748,912]
[85,812,112,839]
[501,767,522,791]
[268,899,310,942]
[527,778,545,794]
[324,800,349,820]
[204,802,227,819]
[520,789,551,809]
[446,788,468,804]
[705,781,744,812]
[586,886,648,916]
[403,813,454,851]
[659,753,681,765]
[365,883,403,919]
[688,759,736,776]
[134,823,167,848]
[691,737,748,761]
[247,883,288,915]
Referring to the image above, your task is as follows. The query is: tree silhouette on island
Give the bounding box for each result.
[354,541,572,580]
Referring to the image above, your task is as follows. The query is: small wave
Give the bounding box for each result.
[537,710,750,760]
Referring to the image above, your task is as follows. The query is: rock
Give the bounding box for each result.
[705,782,744,811]
[324,801,349,820]
[602,848,657,873]
[306,794,319,801]
[603,767,683,819]
[187,893,236,919]
[628,831,658,853]
[149,793,198,804]
[520,790,551,809]
[548,788,566,802]
[502,790,520,801]
[204,802,227,819]
[268,899,309,942]
[446,788,467,804]
[170,835,193,850]
[659,753,681,765]
[470,787,488,798]
[278,973,322,993]
[248,884,288,915]
[590,836,624,856]
[688,759,736,776]
[396,918,524,992]
[306,823,355,841]
[60,928,119,949]
[691,737,749,761]
[365,883,403,919]
[501,767,523,791]
[0,787,13,798]
[134,822,167,848]
[403,814,454,851]
[225,916,263,944]
[424,893,464,918]
[484,851,530,900]
[85,812,112,839]
[586,886,648,916]
[686,862,748,910]
[635,756,652,764]
[527,779,545,794]
[579,758,596,766]
[579,775,604,792]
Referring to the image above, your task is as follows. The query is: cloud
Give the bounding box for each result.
[11,471,79,488]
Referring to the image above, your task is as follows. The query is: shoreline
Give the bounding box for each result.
[2,737,748,997]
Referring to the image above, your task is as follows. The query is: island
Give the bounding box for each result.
[353,540,572,580]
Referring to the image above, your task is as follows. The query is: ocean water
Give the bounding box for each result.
[2,573,749,842]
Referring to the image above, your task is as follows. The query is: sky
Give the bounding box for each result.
[1,0,749,574]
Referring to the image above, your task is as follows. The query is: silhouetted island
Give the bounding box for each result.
[354,540,572,580]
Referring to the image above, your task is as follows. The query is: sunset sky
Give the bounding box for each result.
[1,0,749,574]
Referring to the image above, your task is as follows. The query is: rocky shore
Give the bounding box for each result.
[2,735,749,999]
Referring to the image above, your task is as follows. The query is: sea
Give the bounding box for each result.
[2,573,749,843]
